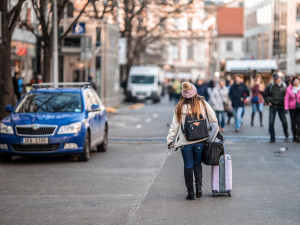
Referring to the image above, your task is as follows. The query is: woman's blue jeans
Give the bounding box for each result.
[252,103,263,113]
[181,142,204,169]
[215,111,226,128]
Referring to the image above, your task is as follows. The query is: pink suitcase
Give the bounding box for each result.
[211,154,232,197]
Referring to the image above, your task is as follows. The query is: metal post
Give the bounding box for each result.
[52,0,58,83]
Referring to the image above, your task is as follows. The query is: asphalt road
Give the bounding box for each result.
[0,96,299,225]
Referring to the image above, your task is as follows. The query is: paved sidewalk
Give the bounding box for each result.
[129,140,300,225]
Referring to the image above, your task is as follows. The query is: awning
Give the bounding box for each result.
[225,60,278,73]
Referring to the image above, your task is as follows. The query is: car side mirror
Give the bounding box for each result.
[5,105,13,113]
[91,104,101,112]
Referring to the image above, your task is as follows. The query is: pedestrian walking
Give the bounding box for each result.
[12,72,21,101]
[226,79,234,125]
[172,79,181,104]
[167,79,174,102]
[210,79,231,132]
[229,75,250,132]
[284,75,300,143]
[167,82,218,200]
[195,79,209,100]
[251,75,265,127]
[263,73,289,143]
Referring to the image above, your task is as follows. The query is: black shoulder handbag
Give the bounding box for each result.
[296,94,300,109]
[181,113,209,141]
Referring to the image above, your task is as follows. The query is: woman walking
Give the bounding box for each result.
[251,75,265,127]
[166,82,218,200]
[284,75,300,143]
[210,79,230,132]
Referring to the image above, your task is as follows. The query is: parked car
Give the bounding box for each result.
[0,83,108,163]
[126,65,164,103]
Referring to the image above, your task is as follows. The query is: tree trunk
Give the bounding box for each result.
[43,42,52,82]
[0,36,16,120]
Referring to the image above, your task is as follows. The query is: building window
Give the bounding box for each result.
[174,18,179,30]
[160,19,166,30]
[187,45,193,60]
[226,41,233,52]
[173,45,179,60]
[296,32,300,48]
[188,18,192,30]
[96,27,101,47]
[297,4,300,21]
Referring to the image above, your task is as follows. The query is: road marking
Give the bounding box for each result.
[153,113,158,118]
[126,151,168,225]
[136,124,142,129]
[145,118,152,123]
[108,136,291,143]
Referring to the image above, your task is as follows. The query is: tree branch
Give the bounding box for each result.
[9,0,26,32]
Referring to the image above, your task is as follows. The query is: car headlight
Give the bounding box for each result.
[0,123,14,135]
[58,122,82,134]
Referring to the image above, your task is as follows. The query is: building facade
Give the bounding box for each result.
[60,18,120,107]
[143,0,209,82]
[244,0,300,75]
[210,7,244,78]
[10,0,37,84]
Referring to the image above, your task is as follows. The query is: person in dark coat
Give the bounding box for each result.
[195,79,209,101]
[263,73,288,143]
[229,75,250,132]
[12,72,21,101]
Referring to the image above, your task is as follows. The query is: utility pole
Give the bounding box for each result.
[52,0,58,83]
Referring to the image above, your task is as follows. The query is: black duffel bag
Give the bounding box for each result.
[201,141,224,166]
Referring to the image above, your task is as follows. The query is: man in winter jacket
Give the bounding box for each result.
[195,79,209,101]
[229,75,250,132]
[263,73,288,142]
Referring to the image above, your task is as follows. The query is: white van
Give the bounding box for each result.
[127,66,164,103]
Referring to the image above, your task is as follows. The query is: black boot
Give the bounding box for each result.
[251,113,255,126]
[194,164,202,198]
[184,168,195,200]
[259,112,263,127]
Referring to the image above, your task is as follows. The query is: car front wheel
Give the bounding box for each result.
[78,132,90,162]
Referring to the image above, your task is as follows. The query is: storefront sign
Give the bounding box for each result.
[11,41,27,56]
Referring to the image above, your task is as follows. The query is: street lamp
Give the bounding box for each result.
[215,71,220,77]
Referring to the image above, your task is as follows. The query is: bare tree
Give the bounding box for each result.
[22,0,91,82]
[116,1,186,82]
[0,0,26,119]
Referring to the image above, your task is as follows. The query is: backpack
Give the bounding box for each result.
[181,113,209,141]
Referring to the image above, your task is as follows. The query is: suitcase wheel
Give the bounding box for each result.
[227,191,231,197]
[212,191,217,197]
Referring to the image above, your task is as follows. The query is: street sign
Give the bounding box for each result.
[73,22,85,34]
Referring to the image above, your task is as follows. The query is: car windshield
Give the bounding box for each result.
[131,75,154,84]
[15,92,83,113]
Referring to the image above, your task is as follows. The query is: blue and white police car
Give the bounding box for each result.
[0,83,108,162]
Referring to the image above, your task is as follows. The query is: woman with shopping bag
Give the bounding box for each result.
[166,82,218,200]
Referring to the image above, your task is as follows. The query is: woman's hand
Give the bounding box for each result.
[168,141,175,149]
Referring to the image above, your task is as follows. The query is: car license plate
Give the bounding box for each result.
[22,138,48,144]
[137,95,146,99]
